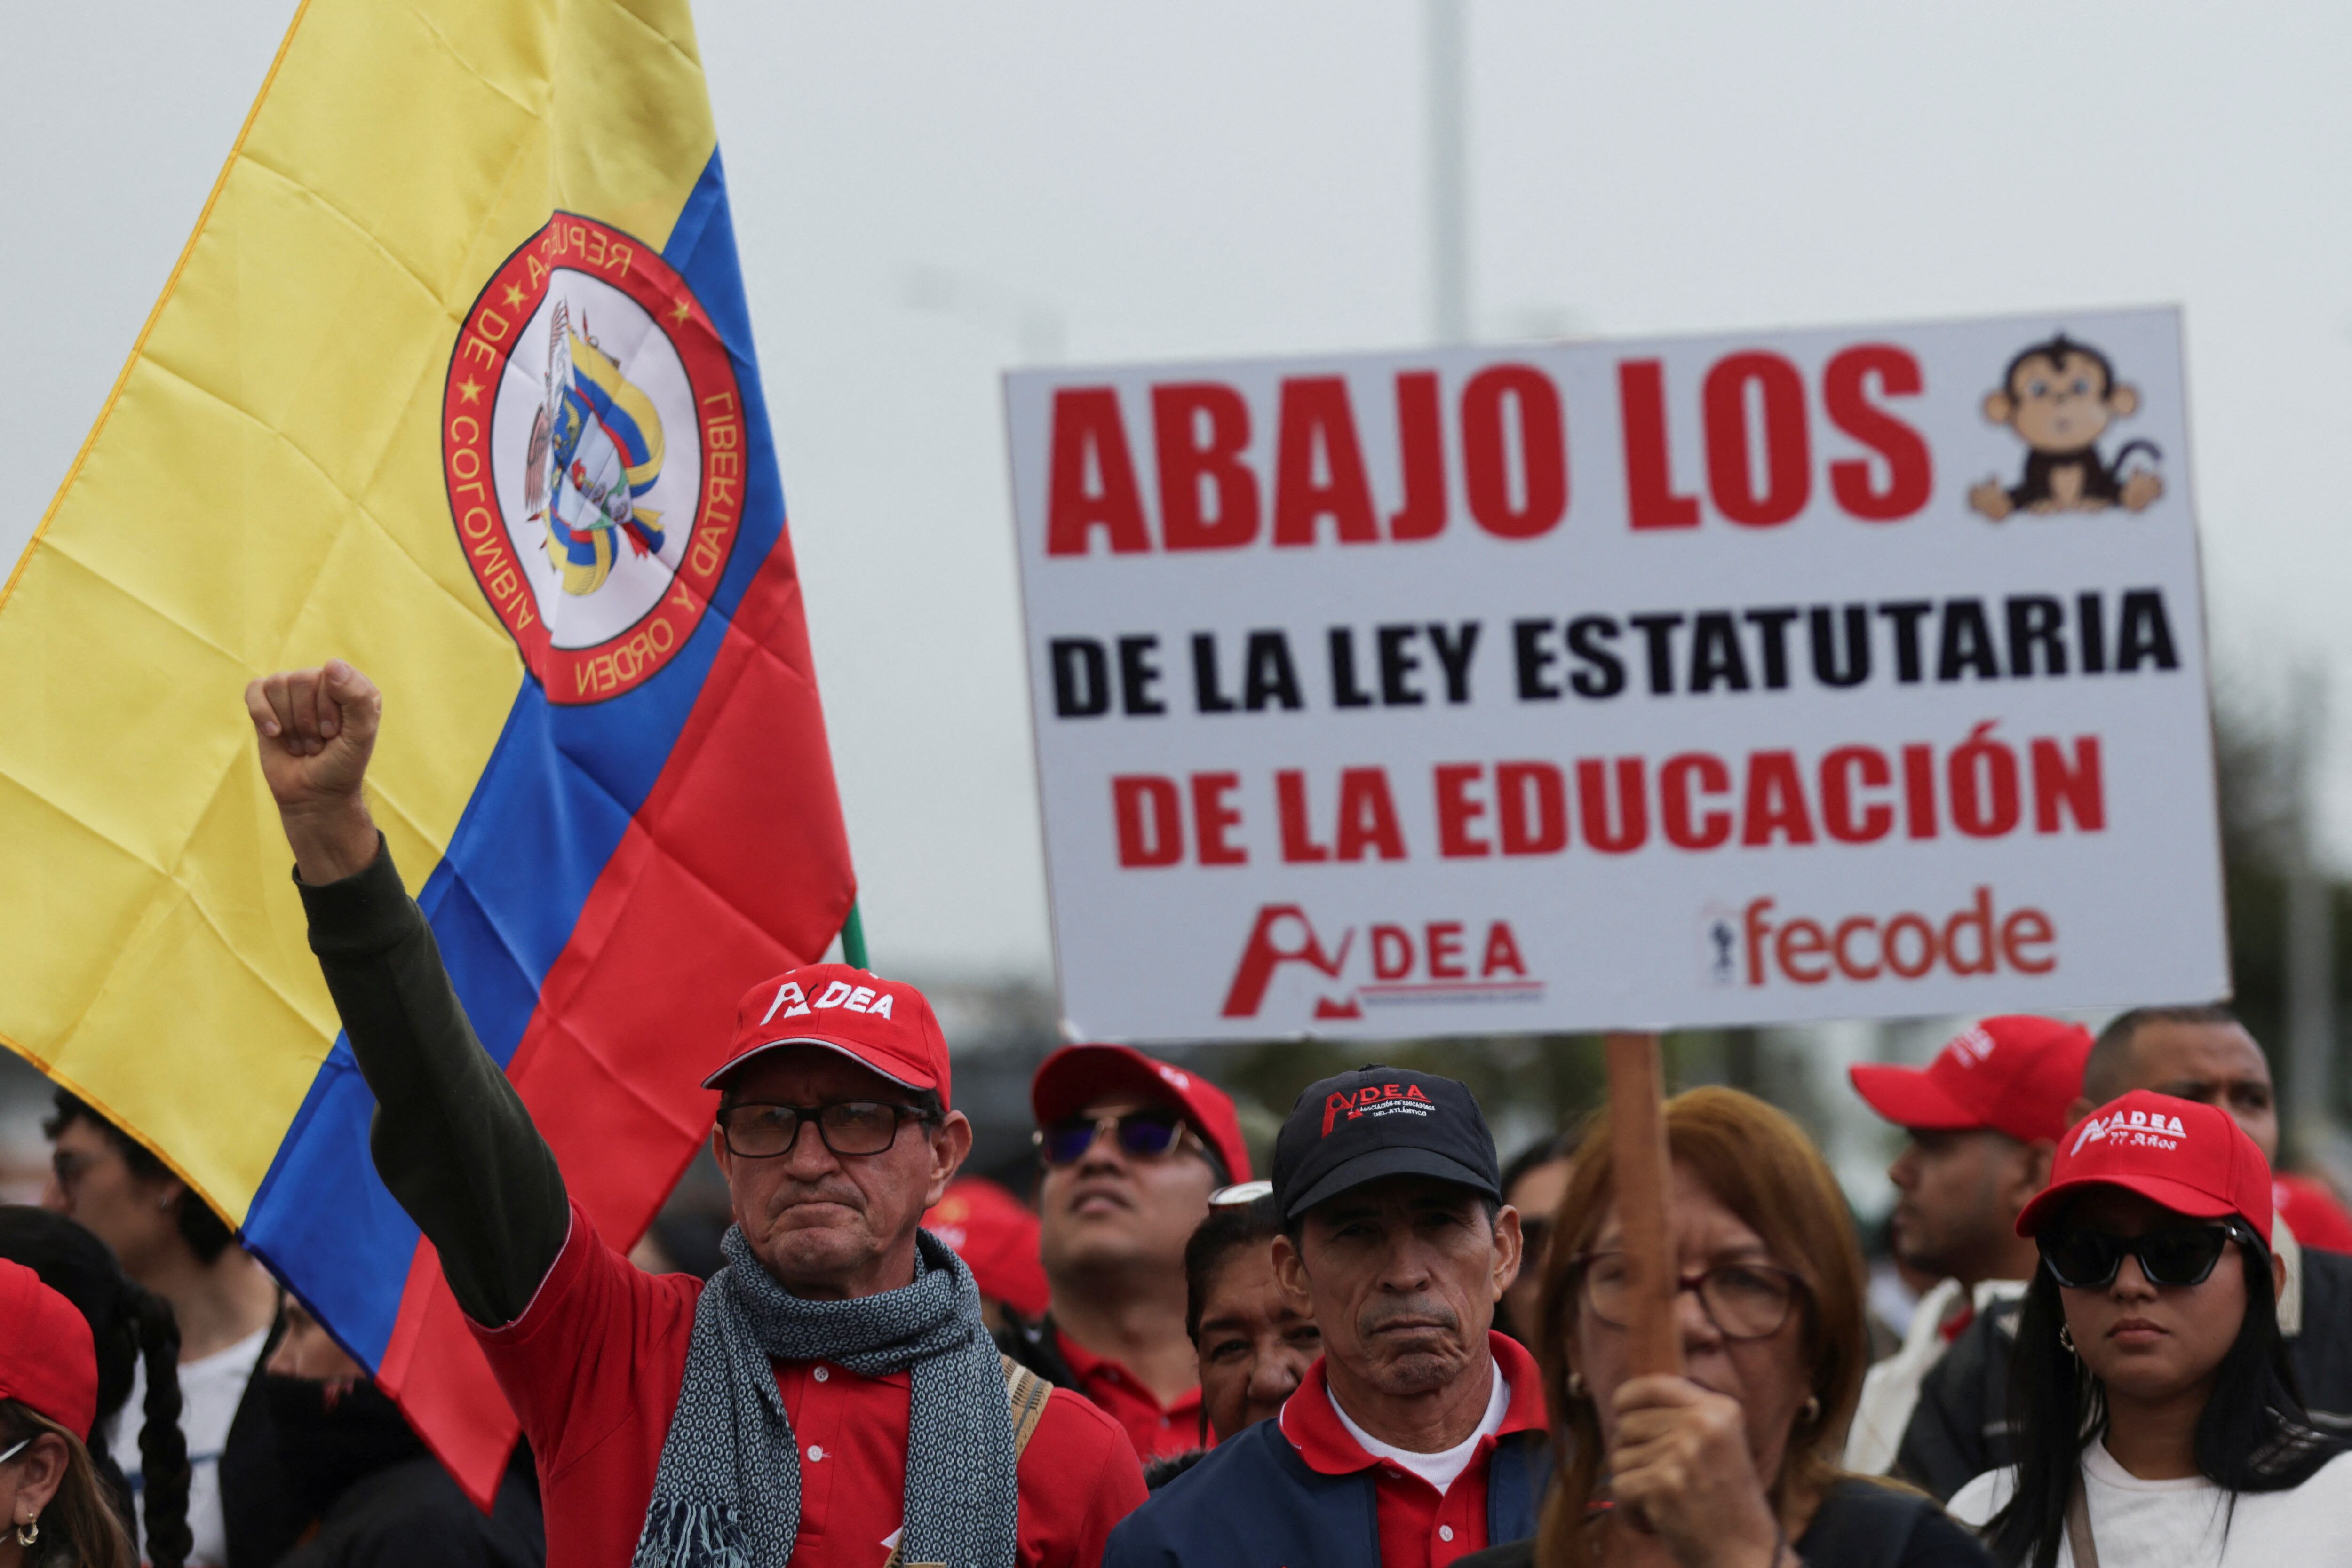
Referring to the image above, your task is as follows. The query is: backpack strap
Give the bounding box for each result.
[888,1360,1055,1568]
[1002,1353,1053,1457]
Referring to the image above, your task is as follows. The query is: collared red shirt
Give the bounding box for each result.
[475,1201,1148,1567]
[1276,1332,1549,1568]
[1053,1325,1207,1460]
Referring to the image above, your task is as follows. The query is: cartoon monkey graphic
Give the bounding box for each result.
[1968,333,2162,520]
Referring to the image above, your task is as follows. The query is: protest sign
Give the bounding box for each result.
[1006,309,2223,1042]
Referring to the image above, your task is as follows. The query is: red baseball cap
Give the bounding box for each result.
[1031,1044,1253,1184]
[1849,1015,2093,1145]
[703,965,954,1109]
[0,1258,97,1438]
[2018,1091,2274,1244]
[922,1178,1050,1319]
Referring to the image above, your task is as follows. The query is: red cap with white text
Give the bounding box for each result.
[703,965,954,1108]
[0,1258,97,1438]
[2016,1091,2273,1246]
[1848,1015,2093,1145]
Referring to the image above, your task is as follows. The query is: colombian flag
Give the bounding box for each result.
[0,0,852,1502]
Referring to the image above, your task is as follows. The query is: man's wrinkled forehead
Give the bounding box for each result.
[1310,1173,1486,1227]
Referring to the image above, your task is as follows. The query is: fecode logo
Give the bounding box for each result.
[1700,887,2056,989]
[1221,904,1542,1020]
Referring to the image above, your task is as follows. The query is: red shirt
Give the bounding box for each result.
[1275,1333,1549,1568]
[475,1204,1148,1568]
[1053,1326,1207,1460]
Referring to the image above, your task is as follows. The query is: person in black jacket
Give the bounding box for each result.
[1461,1087,1987,1568]
[261,1301,542,1568]
[1895,1005,2352,1498]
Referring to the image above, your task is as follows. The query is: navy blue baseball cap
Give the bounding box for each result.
[1273,1066,1502,1221]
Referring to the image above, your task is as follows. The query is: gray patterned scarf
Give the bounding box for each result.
[631,1226,1019,1568]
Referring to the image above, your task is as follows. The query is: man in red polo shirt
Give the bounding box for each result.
[1001,1045,1252,1462]
[1841,1014,2090,1474]
[247,661,1145,1568]
[1104,1067,1545,1568]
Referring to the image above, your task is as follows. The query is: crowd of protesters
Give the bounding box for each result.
[6,661,2352,1567]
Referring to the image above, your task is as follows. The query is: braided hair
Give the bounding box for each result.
[0,1208,193,1568]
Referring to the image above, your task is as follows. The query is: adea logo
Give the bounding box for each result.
[2073,1106,2189,1155]
[442,213,747,704]
[1220,904,1542,1021]
[759,978,898,1024]
[1321,1081,1434,1136]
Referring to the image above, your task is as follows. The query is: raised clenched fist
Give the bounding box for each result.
[244,660,384,884]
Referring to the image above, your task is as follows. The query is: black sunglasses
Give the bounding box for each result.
[2038,1219,2259,1291]
[1035,1109,1190,1166]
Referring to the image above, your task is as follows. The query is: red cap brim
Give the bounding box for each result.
[1847,1063,1983,1131]
[2015,1173,2242,1238]
[701,1037,930,1093]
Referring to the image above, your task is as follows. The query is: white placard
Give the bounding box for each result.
[1005,309,2225,1041]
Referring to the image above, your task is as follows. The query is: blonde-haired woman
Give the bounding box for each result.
[1461,1087,1988,1568]
[0,1258,135,1568]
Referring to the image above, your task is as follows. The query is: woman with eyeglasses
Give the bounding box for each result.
[0,1258,137,1568]
[1459,1086,1990,1568]
[1948,1091,2352,1566]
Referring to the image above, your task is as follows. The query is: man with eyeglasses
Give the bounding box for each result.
[1105,1066,1545,1568]
[244,661,1147,1568]
[999,1044,1254,1463]
[1897,1003,2352,1499]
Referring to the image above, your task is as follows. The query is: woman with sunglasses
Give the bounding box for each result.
[1950,1091,2351,1566]
[1460,1087,1989,1568]
[0,1258,137,1568]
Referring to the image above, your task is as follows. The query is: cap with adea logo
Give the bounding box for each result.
[1272,1066,1500,1222]
[1031,1043,1253,1183]
[0,1257,97,1438]
[1847,1015,2093,1145]
[702,964,954,1108]
[2017,1090,2274,1245]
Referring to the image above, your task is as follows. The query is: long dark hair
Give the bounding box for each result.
[0,1208,192,1568]
[1986,1229,2340,1568]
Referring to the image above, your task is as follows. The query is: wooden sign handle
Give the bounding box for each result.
[1605,1030,1683,1378]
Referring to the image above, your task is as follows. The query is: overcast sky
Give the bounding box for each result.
[10,2,2352,980]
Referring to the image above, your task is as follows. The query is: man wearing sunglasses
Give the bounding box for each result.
[1000,1044,1254,1463]
[1840,1014,2092,1476]
[246,661,1148,1568]
[1897,1002,2352,1500]
[1105,1066,1545,1568]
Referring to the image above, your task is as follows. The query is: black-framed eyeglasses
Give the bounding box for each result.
[1570,1251,1808,1341]
[2038,1220,2258,1291]
[718,1101,938,1159]
[1034,1109,1192,1167]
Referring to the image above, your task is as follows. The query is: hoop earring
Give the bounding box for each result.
[1566,1371,1588,1400]
[16,1516,37,1546]
[1800,1396,1821,1425]
[2058,1325,2077,1355]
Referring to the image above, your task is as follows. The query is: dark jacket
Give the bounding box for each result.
[1102,1413,1544,1568]
[1450,1478,1992,1568]
[1896,1243,2352,1498]
[277,1455,544,1568]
